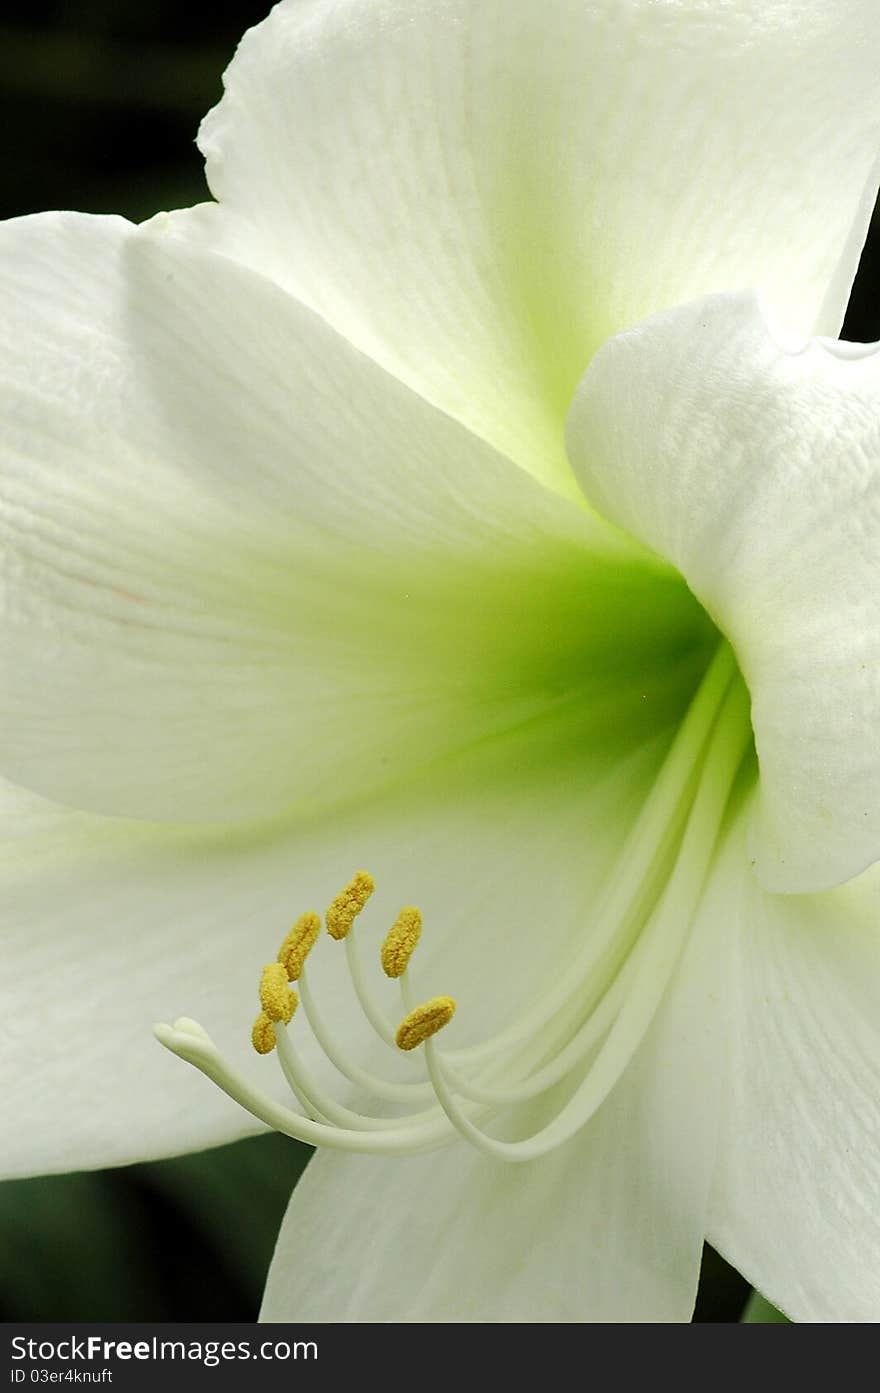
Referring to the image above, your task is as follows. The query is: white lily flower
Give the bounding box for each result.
[2,0,880,1323]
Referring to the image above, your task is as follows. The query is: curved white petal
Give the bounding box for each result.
[160,0,880,498]
[567,293,880,892]
[259,854,724,1323]
[0,211,705,824]
[2,704,683,1179]
[705,798,880,1323]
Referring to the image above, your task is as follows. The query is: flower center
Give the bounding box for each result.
[156,642,751,1162]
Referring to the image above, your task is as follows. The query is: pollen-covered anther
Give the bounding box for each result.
[381,907,423,978]
[251,1012,277,1056]
[325,871,375,941]
[259,962,298,1024]
[278,911,321,981]
[396,995,456,1052]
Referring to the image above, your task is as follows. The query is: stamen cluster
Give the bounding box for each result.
[156,644,750,1162]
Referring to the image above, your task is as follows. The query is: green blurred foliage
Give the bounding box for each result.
[1,0,271,223]
[741,1291,791,1324]
[0,1135,311,1321]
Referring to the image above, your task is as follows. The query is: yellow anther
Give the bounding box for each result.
[278,911,321,981]
[259,963,298,1024]
[326,870,375,941]
[396,996,456,1052]
[381,907,422,978]
[251,1012,276,1056]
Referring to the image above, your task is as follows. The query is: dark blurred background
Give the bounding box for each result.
[1,0,877,1324]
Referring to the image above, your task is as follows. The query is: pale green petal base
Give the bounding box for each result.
[0,211,707,827]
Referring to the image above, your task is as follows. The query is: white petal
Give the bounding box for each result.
[259,854,724,1323]
[706,798,880,1323]
[1,704,681,1179]
[161,0,880,498]
[0,212,703,824]
[567,293,880,892]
